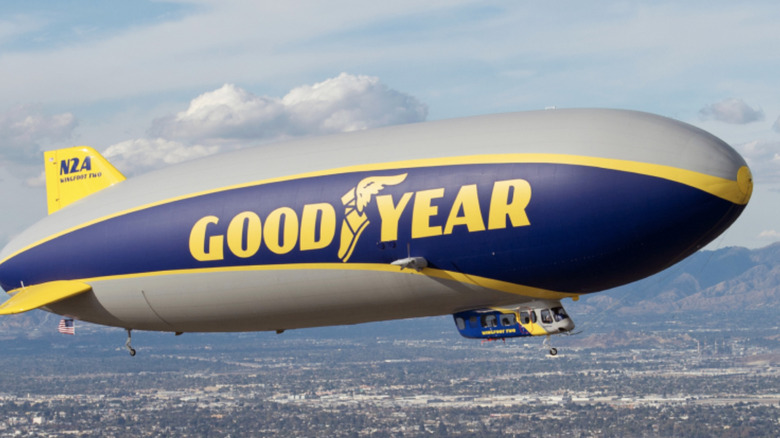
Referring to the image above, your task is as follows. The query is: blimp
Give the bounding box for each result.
[0,109,752,355]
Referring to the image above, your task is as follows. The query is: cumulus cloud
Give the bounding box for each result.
[0,104,77,165]
[150,73,427,144]
[109,73,427,174]
[103,138,220,174]
[758,230,780,241]
[149,84,286,143]
[699,98,764,124]
[281,73,428,134]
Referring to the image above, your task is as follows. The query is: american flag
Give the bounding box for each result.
[58,318,75,335]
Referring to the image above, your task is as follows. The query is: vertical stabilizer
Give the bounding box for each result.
[44,146,126,214]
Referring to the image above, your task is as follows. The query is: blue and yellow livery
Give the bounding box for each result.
[0,109,752,354]
[454,302,574,340]
[453,300,575,354]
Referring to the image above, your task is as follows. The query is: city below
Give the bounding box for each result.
[0,310,777,437]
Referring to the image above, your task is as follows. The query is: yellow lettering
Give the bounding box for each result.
[443,184,485,234]
[300,203,336,251]
[488,179,532,230]
[376,192,413,242]
[227,211,262,258]
[189,216,224,261]
[264,207,299,254]
[412,188,444,239]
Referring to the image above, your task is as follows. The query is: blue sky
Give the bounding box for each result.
[0,0,778,249]
[0,0,193,51]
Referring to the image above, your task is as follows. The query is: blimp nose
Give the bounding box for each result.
[669,119,752,213]
[695,122,755,207]
[683,131,752,244]
[533,112,755,294]
[736,165,753,205]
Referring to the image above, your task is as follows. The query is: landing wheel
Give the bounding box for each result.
[549,347,558,356]
[125,329,137,357]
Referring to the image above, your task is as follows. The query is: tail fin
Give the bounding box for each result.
[44,146,126,214]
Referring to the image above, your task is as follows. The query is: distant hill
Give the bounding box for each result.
[0,310,65,340]
[1,242,779,339]
[575,242,780,318]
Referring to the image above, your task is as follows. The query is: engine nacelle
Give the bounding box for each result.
[453,300,575,340]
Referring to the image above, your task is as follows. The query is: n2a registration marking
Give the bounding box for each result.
[60,157,92,175]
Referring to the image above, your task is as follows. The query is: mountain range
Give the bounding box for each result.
[576,241,780,317]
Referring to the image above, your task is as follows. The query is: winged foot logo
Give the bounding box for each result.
[188,171,532,264]
[337,174,408,262]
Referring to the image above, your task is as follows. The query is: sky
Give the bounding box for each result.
[0,0,778,250]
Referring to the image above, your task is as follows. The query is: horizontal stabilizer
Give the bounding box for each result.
[0,281,92,315]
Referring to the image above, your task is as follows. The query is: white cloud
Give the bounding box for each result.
[102,138,220,175]
[758,230,780,241]
[281,73,427,133]
[109,73,427,174]
[24,171,45,188]
[150,73,427,144]
[699,98,764,124]
[735,140,780,183]
[0,104,77,165]
[148,84,286,143]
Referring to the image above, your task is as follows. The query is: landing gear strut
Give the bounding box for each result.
[125,329,136,357]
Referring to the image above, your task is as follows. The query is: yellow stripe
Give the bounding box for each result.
[134,153,745,206]
[4,263,577,301]
[487,306,555,335]
[1,153,746,265]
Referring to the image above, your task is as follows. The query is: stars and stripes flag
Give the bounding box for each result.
[58,318,75,335]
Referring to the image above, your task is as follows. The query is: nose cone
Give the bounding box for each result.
[642,113,753,251]
[507,111,755,294]
[679,121,752,210]
[617,127,753,283]
[694,133,753,240]
[737,165,753,205]
[644,123,754,268]
[696,160,751,249]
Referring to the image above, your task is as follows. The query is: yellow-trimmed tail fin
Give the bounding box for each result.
[0,280,92,315]
[44,146,125,214]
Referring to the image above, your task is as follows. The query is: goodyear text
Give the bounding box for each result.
[188,177,532,262]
